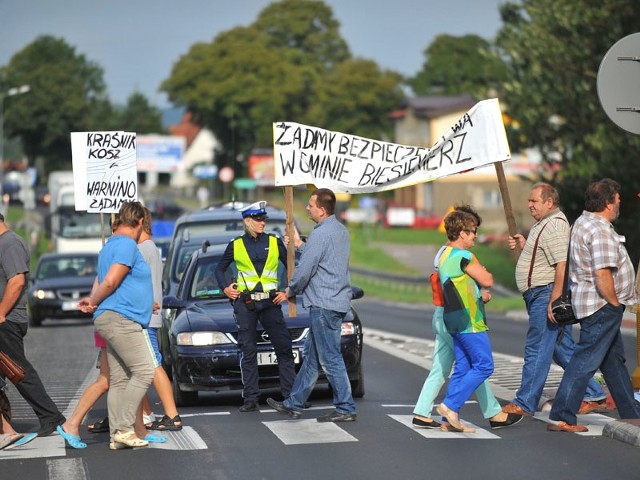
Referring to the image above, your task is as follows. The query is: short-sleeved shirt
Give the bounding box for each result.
[95,234,153,326]
[0,230,30,324]
[438,246,487,334]
[138,239,163,328]
[569,211,635,319]
[515,209,569,293]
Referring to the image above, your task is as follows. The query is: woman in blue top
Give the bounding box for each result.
[78,202,156,450]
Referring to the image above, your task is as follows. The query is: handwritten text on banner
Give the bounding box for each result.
[273,98,511,193]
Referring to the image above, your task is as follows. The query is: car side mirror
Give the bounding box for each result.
[163,295,185,309]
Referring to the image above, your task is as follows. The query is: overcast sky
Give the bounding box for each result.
[1,0,505,108]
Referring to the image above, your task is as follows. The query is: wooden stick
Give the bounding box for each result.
[494,162,522,259]
[284,186,296,317]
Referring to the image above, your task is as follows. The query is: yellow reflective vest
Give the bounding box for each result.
[234,235,279,292]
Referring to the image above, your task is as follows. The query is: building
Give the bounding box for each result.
[390,94,538,231]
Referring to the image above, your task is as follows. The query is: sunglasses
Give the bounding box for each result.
[465,228,478,235]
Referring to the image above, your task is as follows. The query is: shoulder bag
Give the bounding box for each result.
[0,351,25,385]
[551,228,579,325]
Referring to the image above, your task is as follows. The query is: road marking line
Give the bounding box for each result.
[263,419,358,445]
[0,435,65,460]
[534,411,616,436]
[47,458,87,480]
[148,426,208,450]
[389,414,499,439]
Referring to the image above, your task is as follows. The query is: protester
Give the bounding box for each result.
[431,209,496,433]
[267,188,356,422]
[0,212,66,437]
[77,201,156,449]
[138,207,182,431]
[548,179,640,432]
[214,201,295,412]
[412,205,522,430]
[502,183,608,418]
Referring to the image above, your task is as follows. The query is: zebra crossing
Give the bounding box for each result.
[2,325,617,462]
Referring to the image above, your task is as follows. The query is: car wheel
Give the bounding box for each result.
[172,365,198,407]
[350,364,365,398]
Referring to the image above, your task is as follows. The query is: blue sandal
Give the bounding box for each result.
[143,433,167,443]
[57,425,87,449]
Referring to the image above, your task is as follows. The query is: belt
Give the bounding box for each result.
[250,292,271,301]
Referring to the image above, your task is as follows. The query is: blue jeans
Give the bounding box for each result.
[513,284,606,414]
[550,303,640,425]
[442,331,494,412]
[284,307,355,414]
[413,307,501,419]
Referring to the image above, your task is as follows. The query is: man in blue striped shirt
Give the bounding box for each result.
[268,188,356,422]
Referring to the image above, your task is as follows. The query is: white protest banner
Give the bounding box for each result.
[70,131,138,213]
[273,98,511,193]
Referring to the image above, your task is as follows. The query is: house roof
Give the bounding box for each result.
[391,94,477,120]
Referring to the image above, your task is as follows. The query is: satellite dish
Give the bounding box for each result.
[597,33,640,134]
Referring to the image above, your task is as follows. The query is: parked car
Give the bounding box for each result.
[160,242,365,406]
[27,252,98,326]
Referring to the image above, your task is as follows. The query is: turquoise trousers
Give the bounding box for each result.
[413,307,501,419]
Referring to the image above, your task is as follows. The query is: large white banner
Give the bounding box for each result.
[273,98,511,193]
[70,131,138,213]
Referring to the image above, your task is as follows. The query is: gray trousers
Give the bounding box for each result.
[94,311,155,436]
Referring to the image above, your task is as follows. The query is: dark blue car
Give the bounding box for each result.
[160,241,365,406]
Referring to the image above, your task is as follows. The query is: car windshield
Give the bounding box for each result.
[188,257,228,300]
[37,255,97,280]
[59,208,107,239]
[174,221,286,240]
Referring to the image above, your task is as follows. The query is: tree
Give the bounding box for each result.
[161,0,403,169]
[407,34,506,98]
[307,59,403,139]
[1,35,108,171]
[115,92,164,134]
[496,0,640,263]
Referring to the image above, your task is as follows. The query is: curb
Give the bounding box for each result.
[603,419,640,447]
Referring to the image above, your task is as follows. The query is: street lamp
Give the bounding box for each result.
[0,84,31,206]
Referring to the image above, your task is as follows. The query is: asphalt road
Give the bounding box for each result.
[1,299,639,479]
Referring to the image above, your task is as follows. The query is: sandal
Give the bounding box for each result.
[57,425,87,449]
[88,417,109,434]
[146,414,182,431]
[0,433,24,450]
[143,433,168,443]
[112,431,149,448]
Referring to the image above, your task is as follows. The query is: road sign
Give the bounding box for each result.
[218,166,234,183]
[192,164,218,179]
[597,33,640,134]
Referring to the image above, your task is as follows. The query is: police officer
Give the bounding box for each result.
[214,201,296,412]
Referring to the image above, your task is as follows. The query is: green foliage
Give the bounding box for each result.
[407,34,507,98]
[161,0,404,158]
[496,0,640,263]
[115,92,164,134]
[2,35,108,169]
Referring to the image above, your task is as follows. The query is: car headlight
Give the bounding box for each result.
[341,322,356,336]
[176,331,231,346]
[33,289,56,300]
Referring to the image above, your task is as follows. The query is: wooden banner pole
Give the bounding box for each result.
[494,161,522,259]
[284,186,296,317]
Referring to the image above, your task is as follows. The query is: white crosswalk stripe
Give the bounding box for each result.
[389,414,499,439]
[263,419,358,445]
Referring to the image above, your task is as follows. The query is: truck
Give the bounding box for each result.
[47,171,108,253]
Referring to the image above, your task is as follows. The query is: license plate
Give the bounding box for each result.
[61,301,79,311]
[257,349,300,366]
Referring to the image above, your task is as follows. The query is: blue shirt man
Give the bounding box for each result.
[267,188,356,422]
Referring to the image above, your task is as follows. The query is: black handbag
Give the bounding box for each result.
[551,229,579,325]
